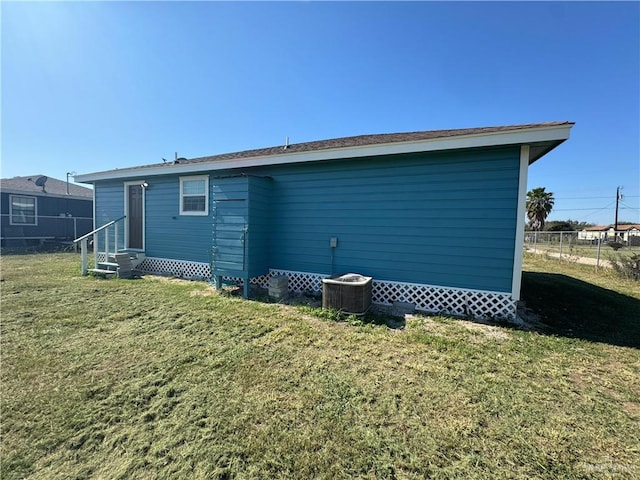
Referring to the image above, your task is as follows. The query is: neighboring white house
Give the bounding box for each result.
[615,224,640,245]
[578,226,610,241]
[579,224,640,244]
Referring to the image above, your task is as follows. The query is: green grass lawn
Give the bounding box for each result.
[1,253,639,479]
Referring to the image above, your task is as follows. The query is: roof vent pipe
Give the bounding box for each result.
[284,136,289,150]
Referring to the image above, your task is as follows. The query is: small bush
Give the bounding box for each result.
[609,253,640,280]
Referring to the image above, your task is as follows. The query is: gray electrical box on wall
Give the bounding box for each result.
[330,237,338,248]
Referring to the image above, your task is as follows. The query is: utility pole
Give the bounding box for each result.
[614,186,623,235]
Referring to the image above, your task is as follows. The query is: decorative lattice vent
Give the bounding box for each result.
[270,269,328,292]
[271,269,515,319]
[372,279,515,318]
[138,257,211,279]
[249,274,271,288]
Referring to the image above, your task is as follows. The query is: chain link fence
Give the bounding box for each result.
[1,214,93,250]
[524,231,640,268]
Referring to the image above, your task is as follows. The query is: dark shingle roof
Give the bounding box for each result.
[0,175,93,199]
[76,121,574,181]
[166,121,573,167]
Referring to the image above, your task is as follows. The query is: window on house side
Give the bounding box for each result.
[9,195,37,225]
[179,176,209,215]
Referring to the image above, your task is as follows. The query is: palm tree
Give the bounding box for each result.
[526,187,555,233]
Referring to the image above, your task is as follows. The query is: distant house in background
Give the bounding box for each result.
[578,224,640,245]
[615,224,640,245]
[578,225,610,242]
[1,175,93,248]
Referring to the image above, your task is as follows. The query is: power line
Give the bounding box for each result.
[554,208,616,211]
[551,201,617,222]
[553,200,617,212]
[555,196,613,200]
[620,201,639,211]
[574,211,607,221]
[553,195,639,200]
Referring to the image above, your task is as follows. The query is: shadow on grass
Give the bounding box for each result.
[521,272,640,348]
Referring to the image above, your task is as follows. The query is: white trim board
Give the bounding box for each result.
[511,145,530,301]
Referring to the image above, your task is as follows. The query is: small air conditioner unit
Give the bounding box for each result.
[322,273,373,316]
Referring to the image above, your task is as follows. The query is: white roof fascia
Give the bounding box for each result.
[75,123,573,183]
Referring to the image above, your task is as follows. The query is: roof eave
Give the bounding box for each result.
[0,188,93,200]
[75,123,573,183]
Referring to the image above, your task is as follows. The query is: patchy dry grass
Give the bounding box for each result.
[1,253,639,479]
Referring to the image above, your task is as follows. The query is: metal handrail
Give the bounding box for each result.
[75,215,127,275]
[73,216,126,243]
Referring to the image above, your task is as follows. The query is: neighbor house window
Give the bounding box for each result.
[9,195,37,225]
[179,176,209,215]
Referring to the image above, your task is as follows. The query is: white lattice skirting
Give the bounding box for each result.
[371,278,516,319]
[138,257,211,279]
[136,257,516,319]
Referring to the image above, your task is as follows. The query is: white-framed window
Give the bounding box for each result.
[9,195,37,225]
[179,175,209,215]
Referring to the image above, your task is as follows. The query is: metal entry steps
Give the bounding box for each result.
[89,251,145,279]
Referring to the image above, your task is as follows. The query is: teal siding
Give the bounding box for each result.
[256,146,520,293]
[212,199,247,272]
[96,176,213,263]
[95,181,123,226]
[145,175,211,263]
[94,181,125,251]
[92,145,520,293]
[211,177,248,275]
[246,176,271,277]
[211,176,271,278]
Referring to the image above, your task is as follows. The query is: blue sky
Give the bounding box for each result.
[2,1,638,225]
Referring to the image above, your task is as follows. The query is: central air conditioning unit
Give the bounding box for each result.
[322,273,373,316]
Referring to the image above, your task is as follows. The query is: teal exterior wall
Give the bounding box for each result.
[145,175,211,263]
[96,176,215,262]
[257,146,520,292]
[211,175,271,278]
[92,145,521,293]
[245,176,271,277]
[94,180,125,252]
[95,180,124,226]
[211,176,249,275]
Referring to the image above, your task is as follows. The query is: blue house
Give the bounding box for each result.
[1,175,93,248]
[75,122,573,318]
